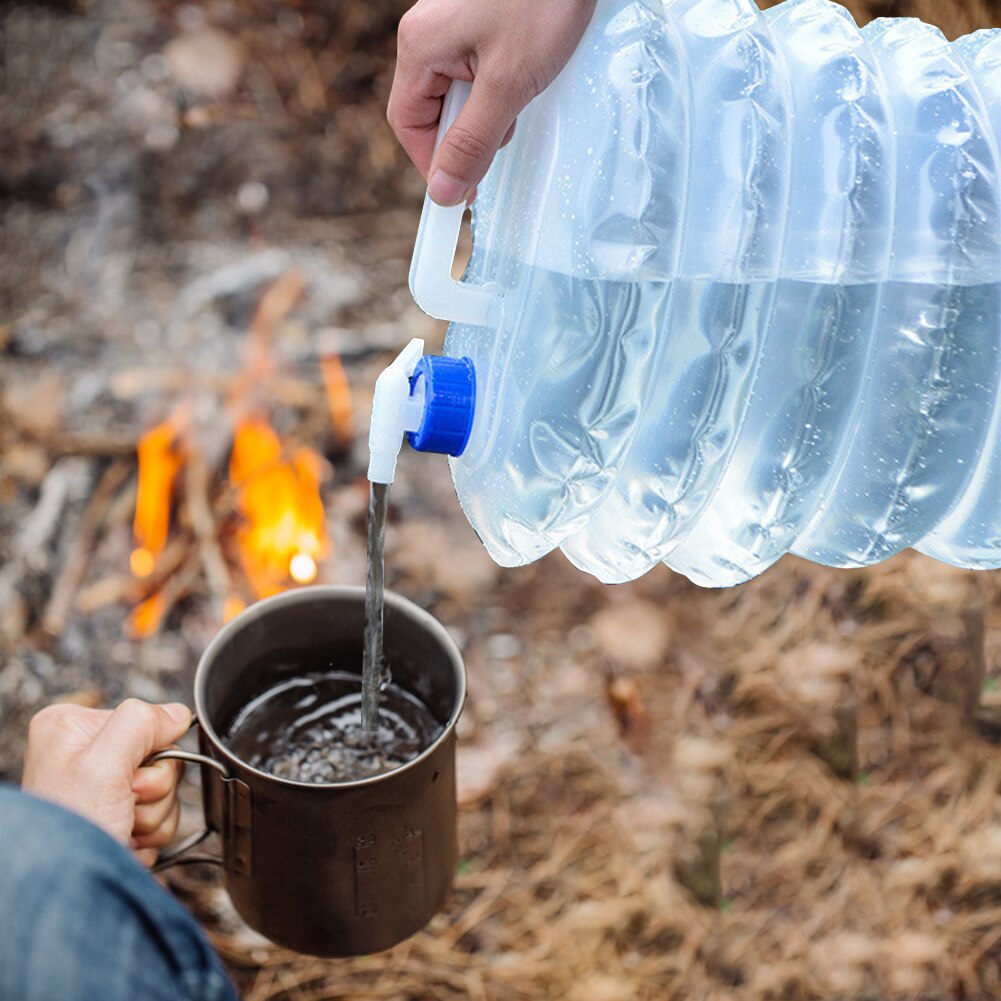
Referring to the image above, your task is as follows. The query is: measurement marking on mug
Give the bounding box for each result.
[354,828,425,917]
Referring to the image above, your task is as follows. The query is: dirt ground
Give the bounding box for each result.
[4,1,1001,999]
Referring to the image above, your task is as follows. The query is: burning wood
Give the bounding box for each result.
[127,409,331,636]
[320,353,356,451]
[232,269,306,413]
[126,271,348,635]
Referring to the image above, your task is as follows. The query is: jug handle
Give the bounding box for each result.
[408,79,498,327]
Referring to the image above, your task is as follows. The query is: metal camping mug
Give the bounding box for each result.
[150,585,465,957]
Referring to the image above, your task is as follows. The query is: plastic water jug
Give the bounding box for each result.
[369,0,1001,588]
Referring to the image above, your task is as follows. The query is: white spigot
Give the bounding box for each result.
[367,338,426,484]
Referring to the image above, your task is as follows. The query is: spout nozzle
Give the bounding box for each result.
[367,338,426,485]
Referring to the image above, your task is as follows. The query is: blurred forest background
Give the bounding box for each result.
[3,1,1001,999]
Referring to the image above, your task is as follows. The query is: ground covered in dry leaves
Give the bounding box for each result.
[3,0,1001,999]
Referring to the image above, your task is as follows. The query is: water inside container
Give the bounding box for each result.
[427,2,1001,586]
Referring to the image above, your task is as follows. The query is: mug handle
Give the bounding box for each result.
[143,717,230,872]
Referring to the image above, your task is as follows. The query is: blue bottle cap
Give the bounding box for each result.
[407,355,476,457]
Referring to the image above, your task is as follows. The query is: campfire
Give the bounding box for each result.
[126,271,351,638]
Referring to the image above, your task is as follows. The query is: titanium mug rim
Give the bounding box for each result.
[192,584,466,789]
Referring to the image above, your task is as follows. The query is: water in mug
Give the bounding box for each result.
[224,670,442,783]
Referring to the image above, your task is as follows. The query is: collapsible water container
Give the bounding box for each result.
[370,0,1001,587]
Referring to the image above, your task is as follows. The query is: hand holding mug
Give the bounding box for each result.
[21,699,192,867]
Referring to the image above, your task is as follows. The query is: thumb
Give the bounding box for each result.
[87,699,193,776]
[428,76,523,206]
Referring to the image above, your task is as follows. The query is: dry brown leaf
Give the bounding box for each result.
[603,674,651,747]
[569,974,638,1001]
[456,741,515,806]
[164,29,244,100]
[1,442,50,487]
[2,372,65,438]
[590,598,671,671]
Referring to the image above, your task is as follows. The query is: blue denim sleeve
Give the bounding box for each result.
[0,785,237,1001]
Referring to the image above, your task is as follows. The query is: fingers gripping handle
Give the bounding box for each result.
[144,738,225,871]
[143,721,252,875]
[409,80,497,326]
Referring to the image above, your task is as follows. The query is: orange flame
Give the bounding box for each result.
[131,407,189,580]
[229,416,328,597]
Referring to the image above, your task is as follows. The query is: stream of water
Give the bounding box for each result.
[361,481,389,730]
